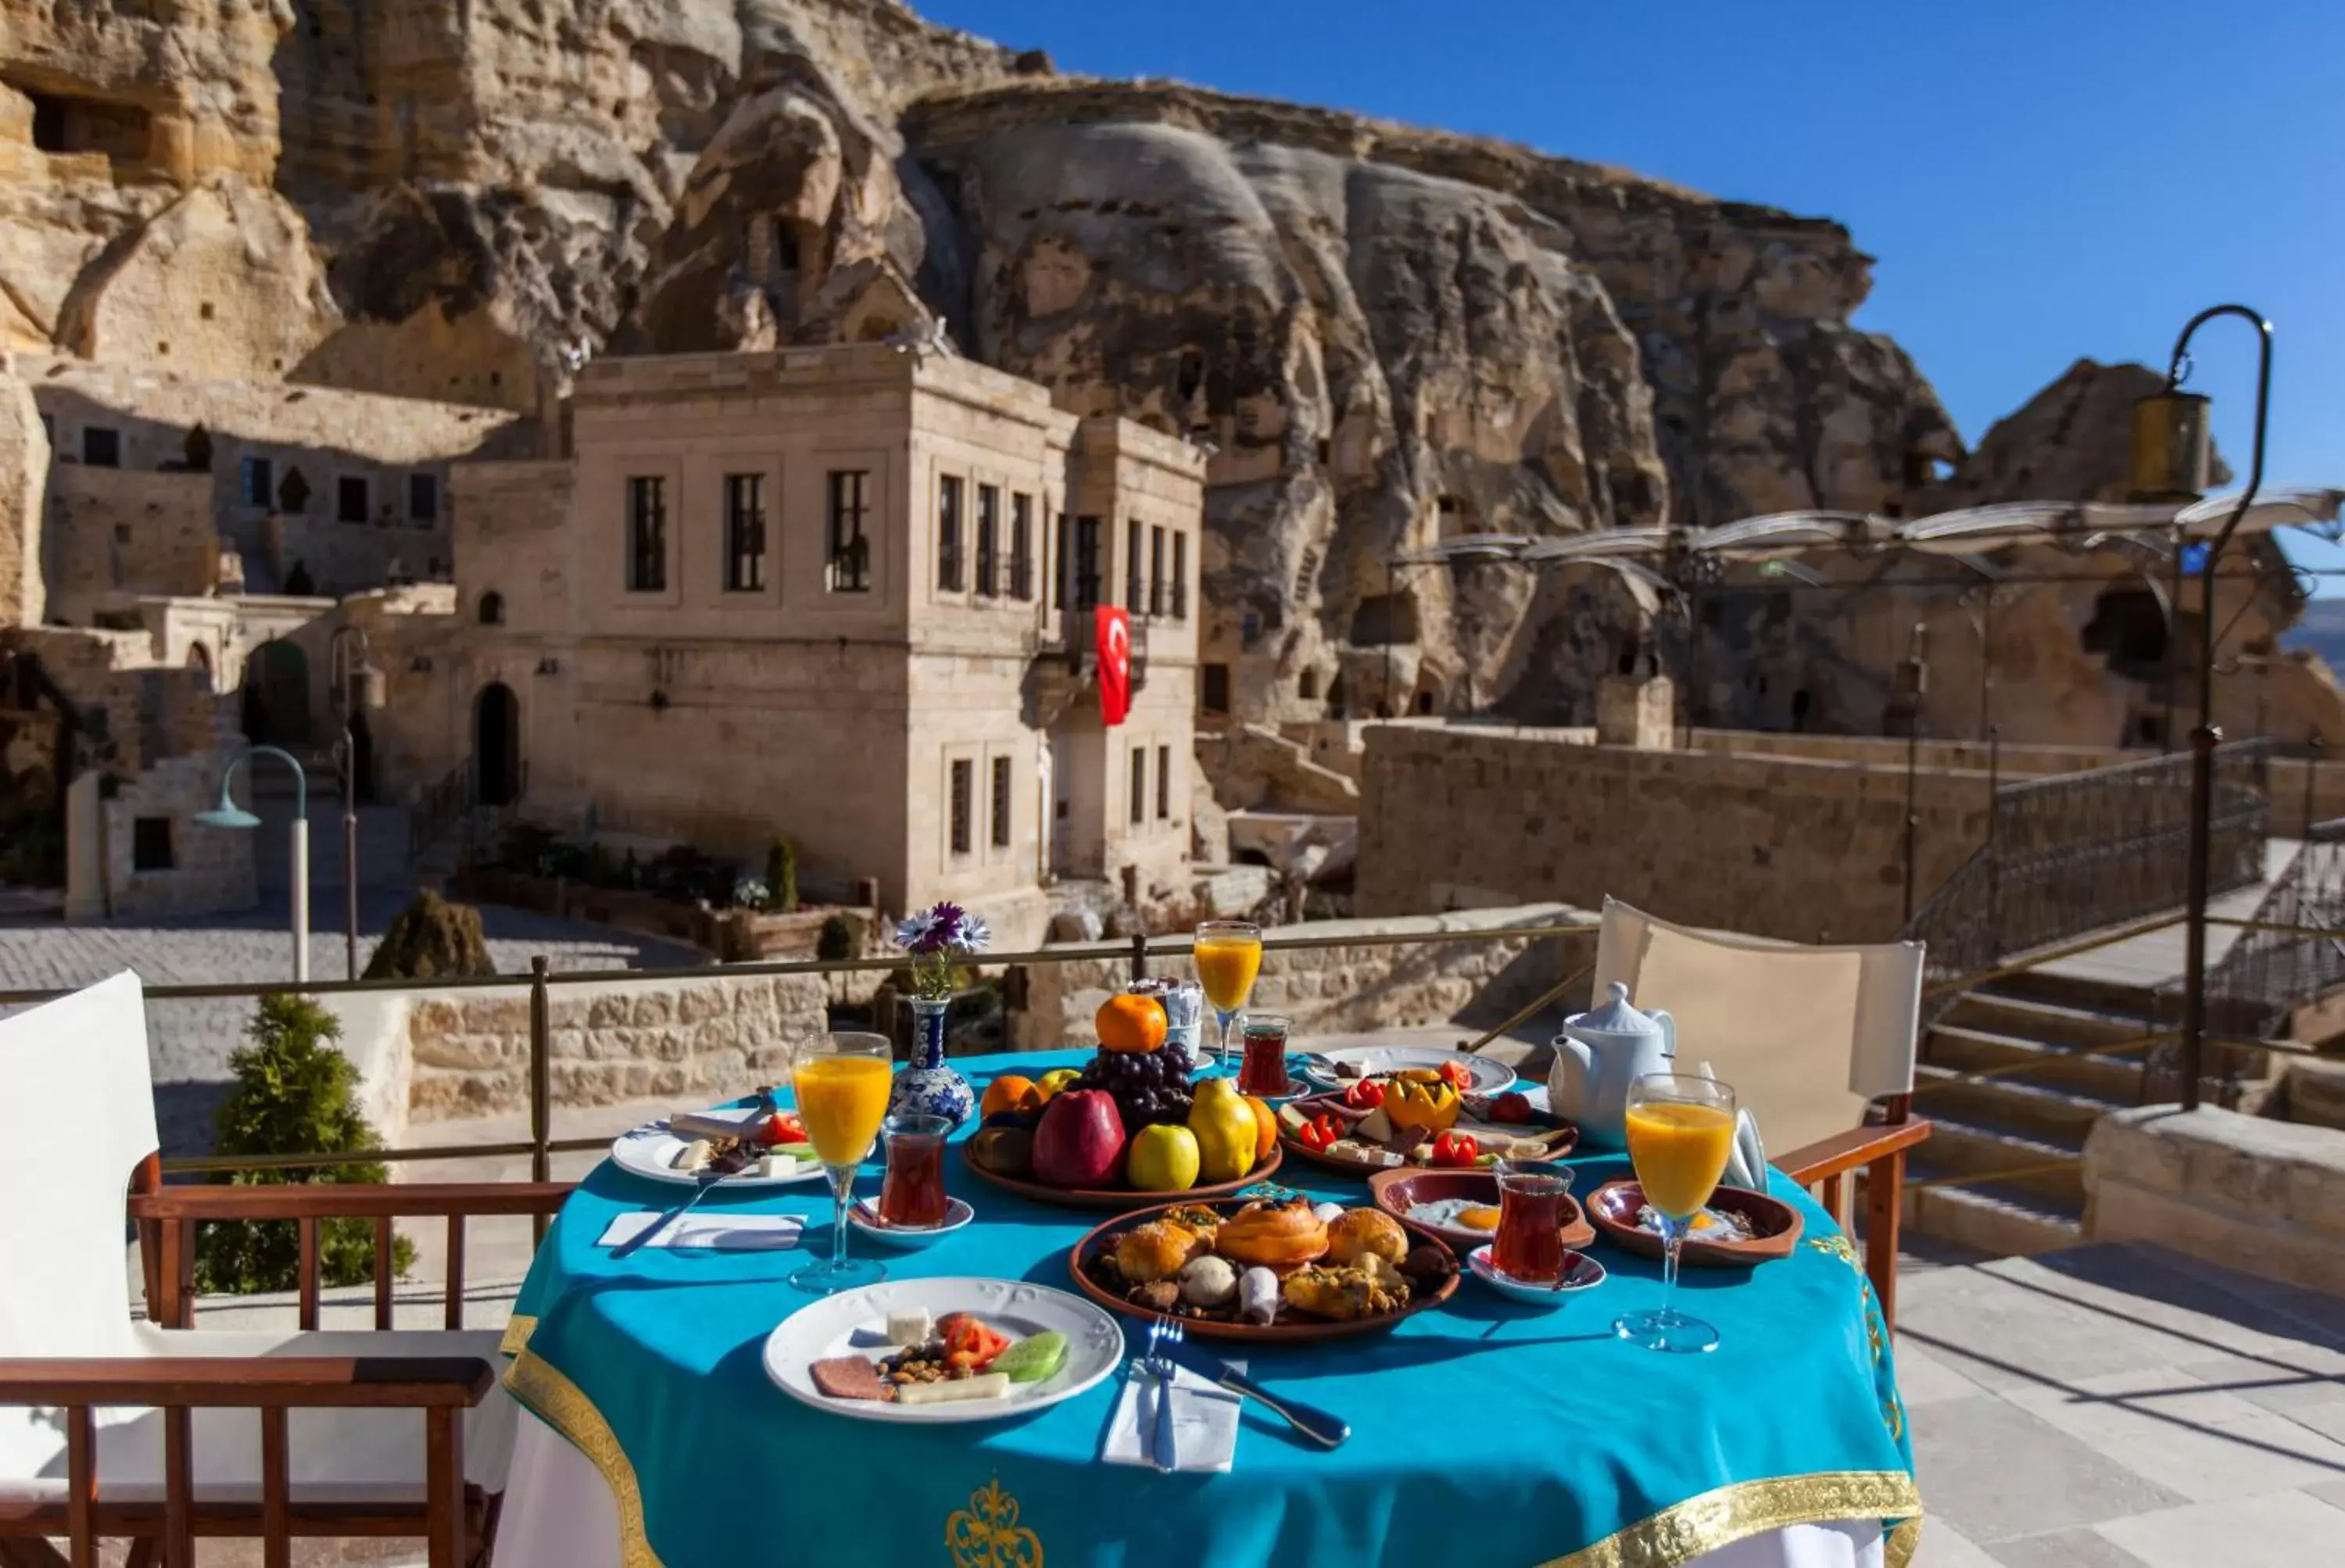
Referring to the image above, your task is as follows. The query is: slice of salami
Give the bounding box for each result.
[810,1355,890,1402]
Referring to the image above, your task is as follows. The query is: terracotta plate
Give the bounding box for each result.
[1583,1179,1803,1265]
[1276,1094,1577,1180]
[959,1142,1284,1212]
[1368,1166,1596,1252]
[1067,1197,1461,1343]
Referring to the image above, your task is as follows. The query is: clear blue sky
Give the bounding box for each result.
[918,0,2344,585]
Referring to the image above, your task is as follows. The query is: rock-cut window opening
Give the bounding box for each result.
[20,84,152,166]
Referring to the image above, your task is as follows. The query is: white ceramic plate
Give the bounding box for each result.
[1299,1046,1516,1097]
[609,1120,825,1190]
[1468,1245,1606,1305]
[764,1276,1125,1424]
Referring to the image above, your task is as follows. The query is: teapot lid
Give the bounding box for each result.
[1570,980,1662,1037]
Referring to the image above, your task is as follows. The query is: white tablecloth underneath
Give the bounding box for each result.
[495,1411,1886,1567]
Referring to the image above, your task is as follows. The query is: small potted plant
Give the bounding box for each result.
[889,900,991,1127]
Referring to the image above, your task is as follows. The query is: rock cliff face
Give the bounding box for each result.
[2,0,1970,718]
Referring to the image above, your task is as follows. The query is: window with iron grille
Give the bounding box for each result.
[408,472,439,524]
[937,474,965,591]
[1074,517,1101,610]
[1129,746,1147,827]
[1010,493,1034,600]
[827,470,871,592]
[1148,525,1167,617]
[240,456,273,507]
[950,758,973,855]
[626,475,667,592]
[1171,532,1189,619]
[991,755,1012,848]
[975,484,1000,597]
[337,475,370,524]
[1156,745,1171,821]
[724,472,767,592]
[1126,517,1144,610]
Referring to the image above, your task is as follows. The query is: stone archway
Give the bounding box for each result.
[474,682,520,807]
[240,641,311,746]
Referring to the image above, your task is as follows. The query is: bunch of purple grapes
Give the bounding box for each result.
[1075,1039,1196,1129]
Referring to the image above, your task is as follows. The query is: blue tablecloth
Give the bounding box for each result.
[503,1050,1919,1568]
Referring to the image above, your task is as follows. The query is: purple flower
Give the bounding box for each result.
[893,910,938,951]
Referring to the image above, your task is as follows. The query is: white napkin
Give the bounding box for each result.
[596,1212,805,1251]
[1695,1059,1769,1189]
[1101,1360,1244,1473]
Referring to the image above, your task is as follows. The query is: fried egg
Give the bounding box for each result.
[1409,1197,1504,1233]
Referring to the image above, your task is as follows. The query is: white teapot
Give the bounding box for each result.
[1548,981,1675,1151]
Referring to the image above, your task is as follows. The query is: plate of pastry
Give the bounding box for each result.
[1068,1196,1461,1343]
[766,1276,1125,1424]
[610,1102,826,1189]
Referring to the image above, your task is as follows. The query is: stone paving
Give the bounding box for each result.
[0,886,700,1155]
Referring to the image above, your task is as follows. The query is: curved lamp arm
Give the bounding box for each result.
[2164,304,2273,564]
[219,745,309,819]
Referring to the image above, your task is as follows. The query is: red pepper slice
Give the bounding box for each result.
[1298,1112,1344,1153]
[761,1111,807,1147]
[1343,1079,1387,1110]
[940,1313,1011,1370]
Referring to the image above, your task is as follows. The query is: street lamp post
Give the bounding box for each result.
[2132,303,2273,1112]
[328,627,388,981]
[195,746,312,983]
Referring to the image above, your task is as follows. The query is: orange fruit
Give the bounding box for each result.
[1095,993,1169,1054]
[979,1075,1041,1119]
[1243,1096,1276,1165]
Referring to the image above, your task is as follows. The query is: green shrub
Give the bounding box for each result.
[195,995,415,1295]
[818,911,861,961]
[363,891,496,981]
[766,836,798,914]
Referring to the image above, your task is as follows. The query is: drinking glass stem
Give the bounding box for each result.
[1659,1214,1684,1320]
[1215,1009,1237,1066]
[828,1162,856,1269]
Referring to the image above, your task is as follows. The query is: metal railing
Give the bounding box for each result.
[407,757,473,865]
[0,920,1600,1183]
[2149,818,2345,1065]
[1903,739,2270,983]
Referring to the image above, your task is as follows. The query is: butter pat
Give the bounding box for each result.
[886,1308,933,1345]
[757,1151,800,1179]
[897,1373,1009,1405]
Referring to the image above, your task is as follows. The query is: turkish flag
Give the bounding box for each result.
[1097,607,1132,726]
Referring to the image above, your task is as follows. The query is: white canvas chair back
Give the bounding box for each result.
[1591,899,1923,1155]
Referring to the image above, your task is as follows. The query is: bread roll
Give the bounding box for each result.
[1325,1208,1409,1266]
[1213,1197,1330,1269]
[1115,1220,1208,1283]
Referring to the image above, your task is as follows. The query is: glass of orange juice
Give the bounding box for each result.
[789,1031,896,1295]
[1192,920,1263,1067]
[1615,1072,1738,1354]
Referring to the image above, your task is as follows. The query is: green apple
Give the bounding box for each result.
[1126,1123,1201,1192]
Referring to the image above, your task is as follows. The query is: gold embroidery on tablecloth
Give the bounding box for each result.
[499,1312,539,1358]
[1537,1470,1922,1568]
[1886,1516,1923,1567]
[503,1346,661,1568]
[945,1476,1044,1568]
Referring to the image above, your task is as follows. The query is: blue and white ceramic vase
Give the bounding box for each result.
[888,996,975,1129]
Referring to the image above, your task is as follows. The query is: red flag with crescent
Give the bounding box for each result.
[1097,607,1132,726]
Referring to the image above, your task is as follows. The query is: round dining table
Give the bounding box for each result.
[489,1049,1921,1568]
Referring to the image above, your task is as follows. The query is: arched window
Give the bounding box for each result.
[478,591,505,625]
[1298,668,1320,701]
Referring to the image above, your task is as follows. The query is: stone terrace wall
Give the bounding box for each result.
[392,972,829,1119]
[1010,903,1591,1053]
[44,465,220,615]
[1357,726,1992,943]
[2085,1105,2345,1296]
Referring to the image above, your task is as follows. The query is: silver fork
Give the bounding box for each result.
[1138,1318,1183,1472]
[612,1166,729,1258]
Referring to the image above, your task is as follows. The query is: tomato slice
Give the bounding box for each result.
[762,1111,807,1146]
[939,1313,1011,1370]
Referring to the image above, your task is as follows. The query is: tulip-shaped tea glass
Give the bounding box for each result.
[789,1032,895,1294]
[1615,1072,1738,1353]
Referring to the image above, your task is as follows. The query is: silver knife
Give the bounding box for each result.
[1182,1351,1349,1448]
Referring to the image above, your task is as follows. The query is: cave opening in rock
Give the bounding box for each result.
[2081,588,2171,682]
[1349,592,1419,646]
[1298,668,1319,700]
[19,84,152,166]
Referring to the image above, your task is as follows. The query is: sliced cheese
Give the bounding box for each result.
[672,1139,714,1173]
[896,1373,1011,1405]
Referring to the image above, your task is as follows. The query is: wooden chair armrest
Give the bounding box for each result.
[1775,1119,1931,1184]
[131,1180,574,1222]
[0,1355,496,1409]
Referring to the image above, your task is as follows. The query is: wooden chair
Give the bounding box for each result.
[0,973,571,1568]
[1589,900,1932,1328]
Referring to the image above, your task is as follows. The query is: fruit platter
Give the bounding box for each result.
[961,993,1283,1211]
[1273,1070,1578,1176]
[1069,1194,1462,1343]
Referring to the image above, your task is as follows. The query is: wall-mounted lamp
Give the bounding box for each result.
[2128,388,2214,502]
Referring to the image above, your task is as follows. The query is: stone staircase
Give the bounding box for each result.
[1888,972,2162,1256]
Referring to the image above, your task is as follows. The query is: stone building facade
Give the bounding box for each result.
[346,344,1207,944]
